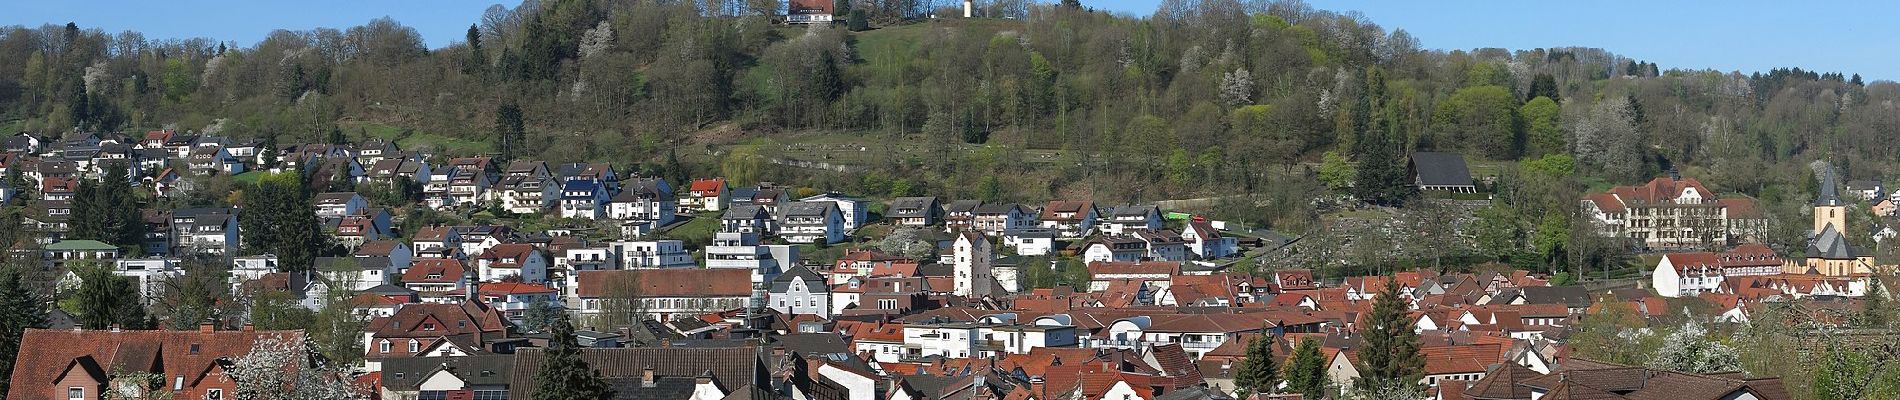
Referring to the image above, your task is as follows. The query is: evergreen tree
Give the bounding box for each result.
[1233,333,1280,395]
[241,172,326,271]
[4,168,30,202]
[533,314,614,400]
[496,101,525,164]
[70,177,104,240]
[97,164,141,251]
[1283,338,1330,399]
[1860,281,1888,327]
[259,135,280,170]
[847,9,869,31]
[67,263,147,330]
[1355,279,1423,395]
[1527,73,1560,102]
[1350,131,1412,206]
[464,24,487,76]
[0,265,47,391]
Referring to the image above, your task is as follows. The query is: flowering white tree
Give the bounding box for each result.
[1648,319,1741,374]
[229,335,365,400]
[1220,68,1255,107]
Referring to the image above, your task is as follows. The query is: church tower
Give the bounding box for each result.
[1814,167,1847,235]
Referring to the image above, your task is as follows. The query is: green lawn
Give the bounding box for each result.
[346,121,494,156]
[232,171,267,185]
[660,214,720,247]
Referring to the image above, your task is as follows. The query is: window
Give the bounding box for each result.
[380,340,391,353]
[409,339,420,353]
[423,323,437,331]
[206,389,224,400]
[472,390,510,400]
[67,387,83,400]
[419,391,448,400]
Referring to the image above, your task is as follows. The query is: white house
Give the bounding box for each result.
[769,266,830,317]
[1002,228,1057,256]
[1099,205,1162,235]
[1653,253,1725,298]
[610,240,694,268]
[313,192,369,218]
[706,231,787,285]
[1039,200,1097,238]
[800,192,868,231]
[952,232,994,297]
[558,180,607,219]
[1081,236,1146,264]
[1183,220,1236,259]
[779,201,844,244]
[473,244,547,283]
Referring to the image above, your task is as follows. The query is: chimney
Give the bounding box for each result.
[198,322,213,333]
[772,346,786,359]
[641,365,656,387]
[661,338,672,348]
[241,323,254,333]
[111,325,122,333]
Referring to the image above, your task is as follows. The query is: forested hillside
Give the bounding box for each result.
[0,0,1893,237]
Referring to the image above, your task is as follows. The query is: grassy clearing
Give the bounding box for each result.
[660,214,720,247]
[346,121,494,156]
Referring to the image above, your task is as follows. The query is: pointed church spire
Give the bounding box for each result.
[1815,165,1844,207]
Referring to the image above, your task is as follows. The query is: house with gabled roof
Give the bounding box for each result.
[6,327,307,400]
[404,259,472,302]
[362,301,514,372]
[1099,204,1162,235]
[474,244,546,283]
[889,196,943,227]
[1182,220,1236,259]
[1040,200,1098,238]
[557,179,606,219]
[781,201,844,244]
[683,178,729,213]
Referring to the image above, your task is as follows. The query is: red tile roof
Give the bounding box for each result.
[690,178,725,195]
[1087,261,1180,276]
[574,269,751,298]
[7,328,306,400]
[403,259,467,284]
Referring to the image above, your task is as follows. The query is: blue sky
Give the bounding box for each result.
[5,1,1897,80]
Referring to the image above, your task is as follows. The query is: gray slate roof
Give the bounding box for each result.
[769,266,826,292]
[1411,151,1475,187]
[381,355,515,391]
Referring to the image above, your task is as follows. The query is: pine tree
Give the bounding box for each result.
[0,265,47,391]
[464,24,487,76]
[71,177,105,240]
[534,314,614,400]
[1527,73,1560,102]
[98,164,140,251]
[496,101,525,164]
[1860,281,1888,327]
[1351,131,1412,206]
[1356,279,1424,395]
[259,135,280,170]
[1233,333,1280,395]
[68,263,146,330]
[1283,338,1330,399]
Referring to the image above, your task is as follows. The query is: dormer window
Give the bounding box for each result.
[423,322,437,331]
